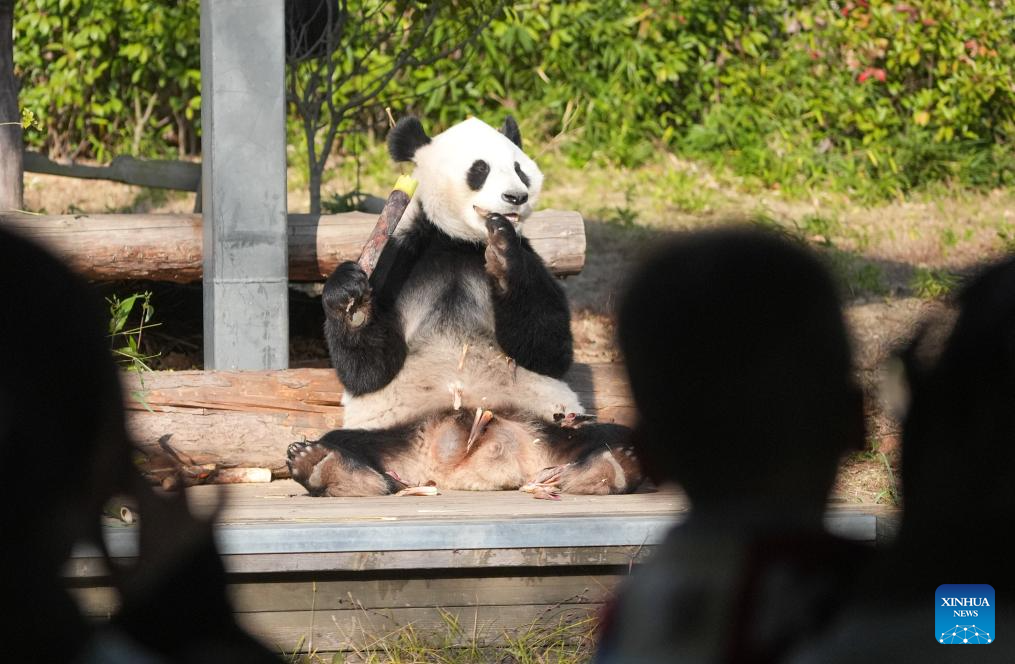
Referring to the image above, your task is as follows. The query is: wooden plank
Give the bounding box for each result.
[70,574,619,616]
[96,514,675,558]
[0,209,585,281]
[235,604,599,652]
[123,364,633,474]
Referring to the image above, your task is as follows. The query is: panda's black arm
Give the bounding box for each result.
[322,254,412,395]
[491,239,574,378]
[324,307,407,395]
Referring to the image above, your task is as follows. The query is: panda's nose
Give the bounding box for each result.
[502,191,528,206]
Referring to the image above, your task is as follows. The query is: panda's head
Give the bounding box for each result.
[388,116,544,242]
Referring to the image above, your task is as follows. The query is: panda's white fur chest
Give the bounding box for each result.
[396,254,495,344]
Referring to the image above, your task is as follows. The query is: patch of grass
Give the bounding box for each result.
[939,227,959,254]
[822,250,887,299]
[650,167,716,214]
[281,610,598,664]
[874,449,900,507]
[105,186,174,213]
[323,190,378,214]
[997,225,1015,254]
[800,214,841,247]
[603,187,641,228]
[910,267,959,299]
[846,440,900,507]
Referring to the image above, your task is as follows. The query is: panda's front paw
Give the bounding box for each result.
[485,213,520,293]
[323,261,372,327]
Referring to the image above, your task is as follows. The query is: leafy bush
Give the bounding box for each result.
[400,1,807,165]
[13,0,1015,199]
[15,0,200,160]
[676,0,1015,199]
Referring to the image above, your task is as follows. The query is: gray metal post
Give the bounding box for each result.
[200,0,289,370]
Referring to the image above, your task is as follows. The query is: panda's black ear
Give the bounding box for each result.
[388,117,431,162]
[501,115,522,149]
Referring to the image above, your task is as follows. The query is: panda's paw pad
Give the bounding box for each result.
[553,412,597,429]
[484,215,518,291]
[286,440,330,485]
[322,261,372,324]
[484,213,518,247]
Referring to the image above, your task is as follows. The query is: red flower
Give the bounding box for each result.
[858,67,887,83]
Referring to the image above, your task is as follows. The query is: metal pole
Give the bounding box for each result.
[200,0,289,370]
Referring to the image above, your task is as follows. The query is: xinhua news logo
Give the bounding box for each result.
[936,584,995,644]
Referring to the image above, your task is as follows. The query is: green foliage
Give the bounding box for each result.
[285,0,496,213]
[676,0,1015,199]
[281,610,596,663]
[910,266,958,297]
[997,223,1015,253]
[13,0,1015,199]
[107,290,160,372]
[14,0,200,159]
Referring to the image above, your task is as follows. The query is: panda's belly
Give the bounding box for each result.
[341,336,584,429]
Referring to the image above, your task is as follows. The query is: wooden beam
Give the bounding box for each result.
[23,151,201,191]
[68,544,655,577]
[0,210,586,281]
[124,363,632,476]
[72,574,617,615]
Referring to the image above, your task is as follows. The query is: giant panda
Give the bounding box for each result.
[286,116,642,497]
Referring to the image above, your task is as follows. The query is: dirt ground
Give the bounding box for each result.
[22,165,1010,506]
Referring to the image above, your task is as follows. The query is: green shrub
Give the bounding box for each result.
[677,0,1015,199]
[910,266,958,298]
[15,0,200,159]
[13,1,1015,200]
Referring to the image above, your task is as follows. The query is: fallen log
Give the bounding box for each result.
[0,210,586,281]
[124,364,634,477]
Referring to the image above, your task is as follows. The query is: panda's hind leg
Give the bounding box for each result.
[286,426,414,497]
[527,422,643,496]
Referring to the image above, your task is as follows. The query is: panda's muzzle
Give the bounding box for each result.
[474,206,520,224]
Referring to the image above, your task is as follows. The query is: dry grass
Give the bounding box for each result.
[281,610,598,664]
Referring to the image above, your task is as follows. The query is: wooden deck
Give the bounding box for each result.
[68,482,900,654]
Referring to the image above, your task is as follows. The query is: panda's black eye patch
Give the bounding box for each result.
[466,160,490,191]
[514,162,530,188]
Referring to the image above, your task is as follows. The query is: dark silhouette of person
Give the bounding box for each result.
[595,227,868,663]
[0,227,279,662]
[788,255,1015,663]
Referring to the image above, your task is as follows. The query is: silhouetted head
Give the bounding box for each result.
[618,227,863,513]
[900,255,1015,536]
[0,229,130,575]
